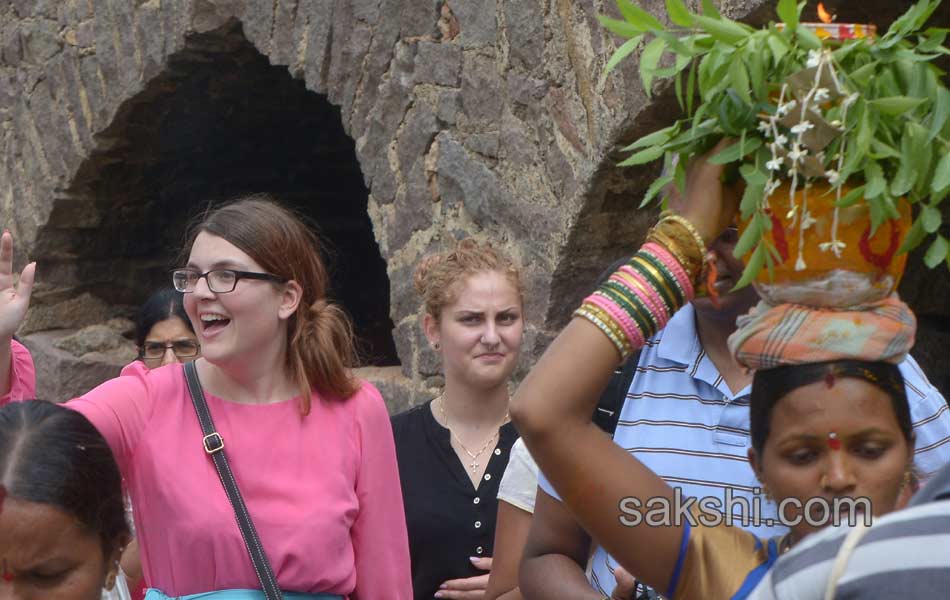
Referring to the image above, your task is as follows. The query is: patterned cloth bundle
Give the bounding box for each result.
[727,295,917,371]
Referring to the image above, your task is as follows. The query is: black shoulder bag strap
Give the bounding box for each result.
[592,348,642,437]
[183,361,283,600]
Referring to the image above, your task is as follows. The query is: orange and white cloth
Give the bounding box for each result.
[728,294,916,371]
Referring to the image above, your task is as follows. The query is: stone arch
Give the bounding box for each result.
[29,21,400,370]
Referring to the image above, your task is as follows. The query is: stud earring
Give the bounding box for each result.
[433,342,441,351]
[759,483,774,502]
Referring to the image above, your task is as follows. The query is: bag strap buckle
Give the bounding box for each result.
[203,432,225,454]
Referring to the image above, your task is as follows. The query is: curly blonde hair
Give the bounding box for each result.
[413,238,523,321]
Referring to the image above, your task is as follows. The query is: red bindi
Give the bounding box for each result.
[827,432,842,451]
[824,373,836,388]
[1,559,12,582]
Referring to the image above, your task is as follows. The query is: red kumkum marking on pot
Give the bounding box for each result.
[768,211,790,262]
[859,220,901,272]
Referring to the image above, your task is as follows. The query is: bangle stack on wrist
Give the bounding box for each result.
[574,211,708,361]
[646,211,707,284]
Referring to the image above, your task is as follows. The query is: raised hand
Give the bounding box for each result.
[0,230,36,339]
[667,138,742,245]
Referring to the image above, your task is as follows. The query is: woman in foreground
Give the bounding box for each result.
[510,146,918,599]
[0,196,411,599]
[0,400,129,600]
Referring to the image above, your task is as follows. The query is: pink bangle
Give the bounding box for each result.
[642,242,695,300]
[586,293,646,349]
[614,267,670,324]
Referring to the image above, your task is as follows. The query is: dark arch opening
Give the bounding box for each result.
[47,22,398,366]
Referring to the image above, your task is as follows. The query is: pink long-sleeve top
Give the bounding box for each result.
[1,339,36,405]
[1,342,411,599]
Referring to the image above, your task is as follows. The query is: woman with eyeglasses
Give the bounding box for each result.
[0,195,411,600]
[135,288,201,368]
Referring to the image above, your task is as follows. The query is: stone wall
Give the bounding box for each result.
[3,0,950,408]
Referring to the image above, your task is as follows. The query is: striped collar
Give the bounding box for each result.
[656,303,752,399]
[656,302,703,368]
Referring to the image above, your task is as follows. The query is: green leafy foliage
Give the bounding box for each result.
[597,0,950,281]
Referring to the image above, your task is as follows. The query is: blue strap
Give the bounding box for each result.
[665,520,692,599]
[729,537,782,600]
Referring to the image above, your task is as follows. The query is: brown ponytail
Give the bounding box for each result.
[183,195,360,414]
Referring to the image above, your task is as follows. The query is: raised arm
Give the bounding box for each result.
[509,143,738,595]
[0,230,35,400]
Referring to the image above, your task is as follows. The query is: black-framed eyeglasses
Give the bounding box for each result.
[139,340,201,361]
[171,269,288,294]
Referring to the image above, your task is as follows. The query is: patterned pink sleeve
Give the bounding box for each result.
[0,339,36,406]
[349,383,412,600]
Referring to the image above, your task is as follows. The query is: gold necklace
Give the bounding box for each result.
[438,394,508,474]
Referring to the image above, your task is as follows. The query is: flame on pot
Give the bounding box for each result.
[817,3,835,24]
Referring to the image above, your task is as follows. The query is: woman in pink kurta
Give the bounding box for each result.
[0,198,411,599]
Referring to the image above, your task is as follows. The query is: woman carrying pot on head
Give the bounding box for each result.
[509,143,921,600]
[0,400,130,600]
[392,239,525,600]
[0,195,411,600]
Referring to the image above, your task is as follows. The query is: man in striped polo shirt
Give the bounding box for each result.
[748,462,950,599]
[520,231,950,600]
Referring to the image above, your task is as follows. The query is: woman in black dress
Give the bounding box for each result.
[392,239,524,600]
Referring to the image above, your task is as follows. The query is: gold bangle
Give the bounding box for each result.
[575,305,632,359]
[651,219,703,265]
[659,212,707,256]
[631,255,680,309]
[647,228,700,275]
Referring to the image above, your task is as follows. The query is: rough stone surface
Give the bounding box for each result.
[19,292,128,336]
[21,330,136,402]
[54,323,136,358]
[414,41,461,87]
[4,0,950,409]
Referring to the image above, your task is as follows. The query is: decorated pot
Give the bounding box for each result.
[738,181,912,308]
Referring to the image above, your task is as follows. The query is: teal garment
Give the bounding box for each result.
[144,589,342,600]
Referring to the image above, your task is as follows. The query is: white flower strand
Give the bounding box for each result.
[756,48,854,265]
[762,84,791,206]
[796,183,810,271]
[815,50,851,259]
[786,83,817,229]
